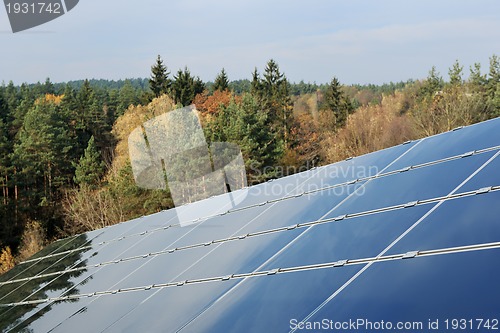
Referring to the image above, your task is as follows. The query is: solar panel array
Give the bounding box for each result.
[1,117,500,333]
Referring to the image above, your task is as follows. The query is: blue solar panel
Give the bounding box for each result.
[455,154,500,192]
[383,117,500,171]
[1,117,499,333]
[322,152,496,216]
[298,250,500,332]
[386,190,500,253]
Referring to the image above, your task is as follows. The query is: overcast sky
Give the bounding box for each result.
[1,0,499,85]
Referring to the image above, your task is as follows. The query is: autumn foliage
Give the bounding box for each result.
[16,220,46,263]
[322,92,416,162]
[35,93,65,105]
[0,246,15,274]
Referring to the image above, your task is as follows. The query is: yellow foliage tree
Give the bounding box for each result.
[0,246,15,274]
[34,94,65,105]
[110,95,176,176]
[17,220,46,262]
[323,92,416,162]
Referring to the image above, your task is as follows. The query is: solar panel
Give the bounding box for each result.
[1,117,500,332]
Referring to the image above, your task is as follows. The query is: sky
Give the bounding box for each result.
[0,0,499,85]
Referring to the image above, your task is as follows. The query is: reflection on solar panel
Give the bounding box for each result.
[1,117,500,333]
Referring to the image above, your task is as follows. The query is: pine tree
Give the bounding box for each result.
[419,66,444,100]
[74,136,105,188]
[194,77,205,97]
[78,80,93,110]
[491,83,500,117]
[251,60,293,152]
[171,67,205,106]
[149,55,171,98]
[261,60,289,124]
[207,94,277,183]
[4,81,19,112]
[117,79,139,115]
[60,84,79,145]
[448,60,463,86]
[75,80,94,132]
[10,84,36,134]
[0,91,8,126]
[67,80,97,160]
[12,99,74,222]
[469,63,486,88]
[321,77,353,129]
[43,77,55,95]
[172,68,194,106]
[88,99,112,149]
[213,68,229,92]
[324,78,342,109]
[250,68,261,96]
[428,66,444,93]
[487,55,500,98]
[262,59,285,96]
[0,101,12,242]
[0,118,9,205]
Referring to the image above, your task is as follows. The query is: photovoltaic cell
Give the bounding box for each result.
[320,151,496,216]
[385,191,500,254]
[298,249,500,332]
[383,117,500,172]
[453,153,500,192]
[177,206,434,332]
[106,267,364,333]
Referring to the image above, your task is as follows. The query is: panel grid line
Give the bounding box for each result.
[2,241,499,308]
[1,185,498,288]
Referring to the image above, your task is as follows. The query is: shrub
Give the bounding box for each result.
[17,220,46,262]
[0,246,15,274]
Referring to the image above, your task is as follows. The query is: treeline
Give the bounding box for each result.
[1,55,499,273]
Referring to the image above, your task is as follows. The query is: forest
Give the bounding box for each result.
[0,55,499,273]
